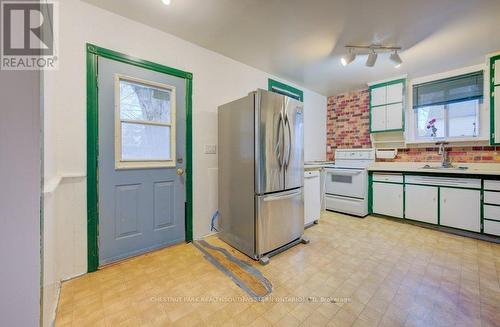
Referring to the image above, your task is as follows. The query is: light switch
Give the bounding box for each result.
[204,144,217,154]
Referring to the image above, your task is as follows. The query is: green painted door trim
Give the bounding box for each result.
[490,55,500,145]
[86,43,194,272]
[368,78,406,133]
[268,78,303,102]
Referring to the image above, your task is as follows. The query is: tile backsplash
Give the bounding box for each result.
[327,89,500,163]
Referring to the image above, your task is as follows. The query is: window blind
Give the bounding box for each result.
[413,71,483,109]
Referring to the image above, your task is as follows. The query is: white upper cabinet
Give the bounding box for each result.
[371,87,386,107]
[369,79,405,132]
[371,107,386,132]
[386,83,403,104]
[385,103,403,130]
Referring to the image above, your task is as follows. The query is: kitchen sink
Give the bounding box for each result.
[420,164,468,171]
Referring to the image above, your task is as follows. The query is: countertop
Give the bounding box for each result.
[304,161,334,170]
[368,162,500,176]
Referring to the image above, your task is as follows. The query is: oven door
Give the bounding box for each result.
[325,168,366,199]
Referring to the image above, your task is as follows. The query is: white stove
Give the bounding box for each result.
[325,149,375,217]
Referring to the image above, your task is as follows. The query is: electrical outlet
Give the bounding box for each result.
[204,144,217,154]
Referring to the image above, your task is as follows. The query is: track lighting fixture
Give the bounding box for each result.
[341,49,356,66]
[366,50,377,67]
[390,50,402,68]
[340,44,402,68]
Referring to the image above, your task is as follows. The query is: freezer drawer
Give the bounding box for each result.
[256,188,304,256]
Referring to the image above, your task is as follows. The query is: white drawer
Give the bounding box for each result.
[484,220,500,237]
[405,175,481,189]
[373,173,403,183]
[484,191,500,205]
[484,180,500,191]
[484,205,500,220]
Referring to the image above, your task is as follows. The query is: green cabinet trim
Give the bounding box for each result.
[369,78,406,133]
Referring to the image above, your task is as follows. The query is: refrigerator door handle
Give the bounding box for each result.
[284,113,292,169]
[275,112,284,168]
[263,189,302,202]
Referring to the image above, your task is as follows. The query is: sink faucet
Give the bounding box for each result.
[437,142,452,168]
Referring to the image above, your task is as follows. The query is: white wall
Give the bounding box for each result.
[43,1,326,320]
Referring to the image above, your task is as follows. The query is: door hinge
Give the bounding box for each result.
[96,74,99,89]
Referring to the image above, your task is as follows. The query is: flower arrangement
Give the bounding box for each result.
[426,118,437,137]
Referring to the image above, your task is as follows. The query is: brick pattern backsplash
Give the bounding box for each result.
[380,146,500,163]
[326,89,371,160]
[326,88,500,163]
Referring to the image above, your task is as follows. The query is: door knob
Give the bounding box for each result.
[176,168,184,176]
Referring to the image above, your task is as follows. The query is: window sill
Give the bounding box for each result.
[405,136,489,145]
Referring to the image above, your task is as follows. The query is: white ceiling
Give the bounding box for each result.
[82,0,500,96]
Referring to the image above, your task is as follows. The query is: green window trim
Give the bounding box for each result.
[86,43,193,272]
[268,78,303,102]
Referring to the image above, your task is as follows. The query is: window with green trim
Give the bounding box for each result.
[413,71,483,140]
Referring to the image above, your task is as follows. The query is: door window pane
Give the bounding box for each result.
[448,100,479,137]
[416,105,445,138]
[121,123,171,160]
[119,80,172,123]
[116,75,176,168]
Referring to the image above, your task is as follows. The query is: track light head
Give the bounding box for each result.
[341,49,356,66]
[366,51,377,67]
[390,51,402,68]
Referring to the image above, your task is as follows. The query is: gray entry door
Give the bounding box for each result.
[98,57,186,265]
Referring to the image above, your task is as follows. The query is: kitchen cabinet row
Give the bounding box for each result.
[370,172,500,237]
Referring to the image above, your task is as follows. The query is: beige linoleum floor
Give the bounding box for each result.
[56,212,500,327]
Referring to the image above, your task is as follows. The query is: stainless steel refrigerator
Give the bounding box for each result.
[218,89,306,264]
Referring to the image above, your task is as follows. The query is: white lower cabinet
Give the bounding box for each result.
[373,182,403,218]
[440,188,481,232]
[405,184,438,224]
